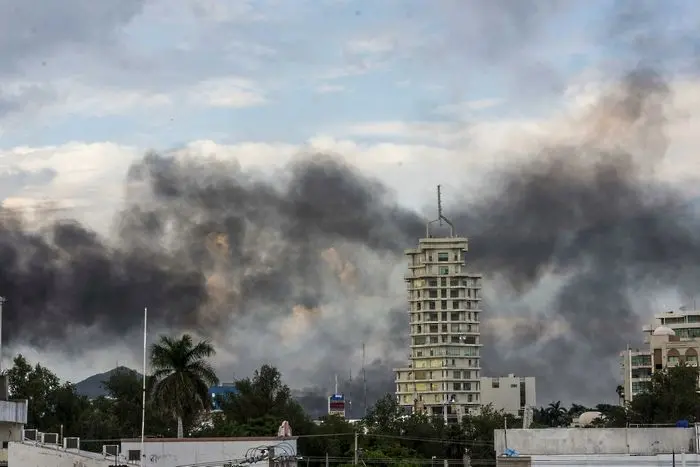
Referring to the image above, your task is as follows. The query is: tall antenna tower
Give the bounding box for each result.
[362,342,368,417]
[426,185,455,237]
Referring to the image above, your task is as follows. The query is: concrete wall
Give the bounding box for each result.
[0,421,23,443]
[8,442,114,467]
[121,437,298,467]
[494,428,695,455]
[530,453,700,466]
[496,457,531,467]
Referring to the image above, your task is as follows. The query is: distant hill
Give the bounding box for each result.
[74,366,141,398]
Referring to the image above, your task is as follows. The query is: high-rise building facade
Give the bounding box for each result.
[394,229,483,419]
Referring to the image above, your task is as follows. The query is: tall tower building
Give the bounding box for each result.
[394,187,483,420]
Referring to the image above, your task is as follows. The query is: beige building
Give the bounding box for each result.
[480,374,536,416]
[394,209,483,419]
[621,309,700,402]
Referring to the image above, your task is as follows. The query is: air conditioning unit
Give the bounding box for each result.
[23,429,38,441]
[103,444,120,457]
[63,437,80,450]
[41,433,59,445]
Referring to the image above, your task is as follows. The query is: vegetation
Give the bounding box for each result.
[149,334,219,437]
[7,336,700,465]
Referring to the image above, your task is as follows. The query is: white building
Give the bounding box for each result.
[621,308,700,402]
[120,436,298,467]
[480,374,536,416]
[11,434,298,467]
[0,375,28,466]
[494,426,700,466]
[394,195,483,419]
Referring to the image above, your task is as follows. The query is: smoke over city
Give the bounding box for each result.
[2,63,699,412]
[1,1,700,415]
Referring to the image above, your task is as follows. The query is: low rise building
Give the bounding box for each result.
[480,374,536,416]
[620,308,700,402]
[121,436,298,467]
[493,426,700,466]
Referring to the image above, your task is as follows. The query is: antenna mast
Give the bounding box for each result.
[426,185,455,237]
[0,297,5,373]
[362,342,368,417]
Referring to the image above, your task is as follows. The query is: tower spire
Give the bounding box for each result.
[426,185,455,237]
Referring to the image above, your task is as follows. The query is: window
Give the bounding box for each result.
[454,382,462,390]
[441,278,447,286]
[128,450,141,462]
[450,312,459,320]
[429,301,436,310]
[438,252,449,262]
[416,302,422,310]
[429,290,438,298]
[441,301,447,310]
[429,313,438,321]
[492,379,500,388]
[450,279,459,286]
[441,312,447,321]
[413,336,426,345]
[453,370,461,378]
[450,290,459,298]
[439,267,449,275]
[668,356,680,367]
[441,289,447,298]
[453,300,460,309]
[428,279,438,287]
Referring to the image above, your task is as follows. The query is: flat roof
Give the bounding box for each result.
[121,436,298,443]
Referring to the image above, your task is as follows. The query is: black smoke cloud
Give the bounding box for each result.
[2,65,700,410]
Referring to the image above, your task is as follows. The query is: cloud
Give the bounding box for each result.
[0,0,146,75]
[316,84,346,94]
[186,77,267,108]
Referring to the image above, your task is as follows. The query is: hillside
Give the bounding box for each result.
[74,366,141,398]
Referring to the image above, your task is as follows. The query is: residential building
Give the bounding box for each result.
[209,384,238,411]
[394,196,483,419]
[619,348,652,402]
[620,308,700,402]
[480,374,536,416]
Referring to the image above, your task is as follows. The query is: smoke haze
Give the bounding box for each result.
[3,1,700,415]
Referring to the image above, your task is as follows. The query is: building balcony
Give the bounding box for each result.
[0,400,27,424]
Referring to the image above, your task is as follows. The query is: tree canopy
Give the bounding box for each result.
[8,340,700,466]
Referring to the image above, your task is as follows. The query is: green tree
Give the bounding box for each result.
[6,354,90,435]
[210,365,312,437]
[462,404,519,463]
[149,334,219,437]
[628,364,700,424]
[103,368,172,437]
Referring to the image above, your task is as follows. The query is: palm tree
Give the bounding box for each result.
[149,334,219,437]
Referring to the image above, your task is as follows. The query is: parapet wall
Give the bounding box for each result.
[494,428,696,456]
[8,442,115,467]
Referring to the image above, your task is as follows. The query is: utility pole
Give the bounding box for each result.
[325,452,329,467]
[354,431,359,465]
[268,446,275,467]
[0,296,5,373]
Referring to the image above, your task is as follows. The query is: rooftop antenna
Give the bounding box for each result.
[426,185,455,238]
